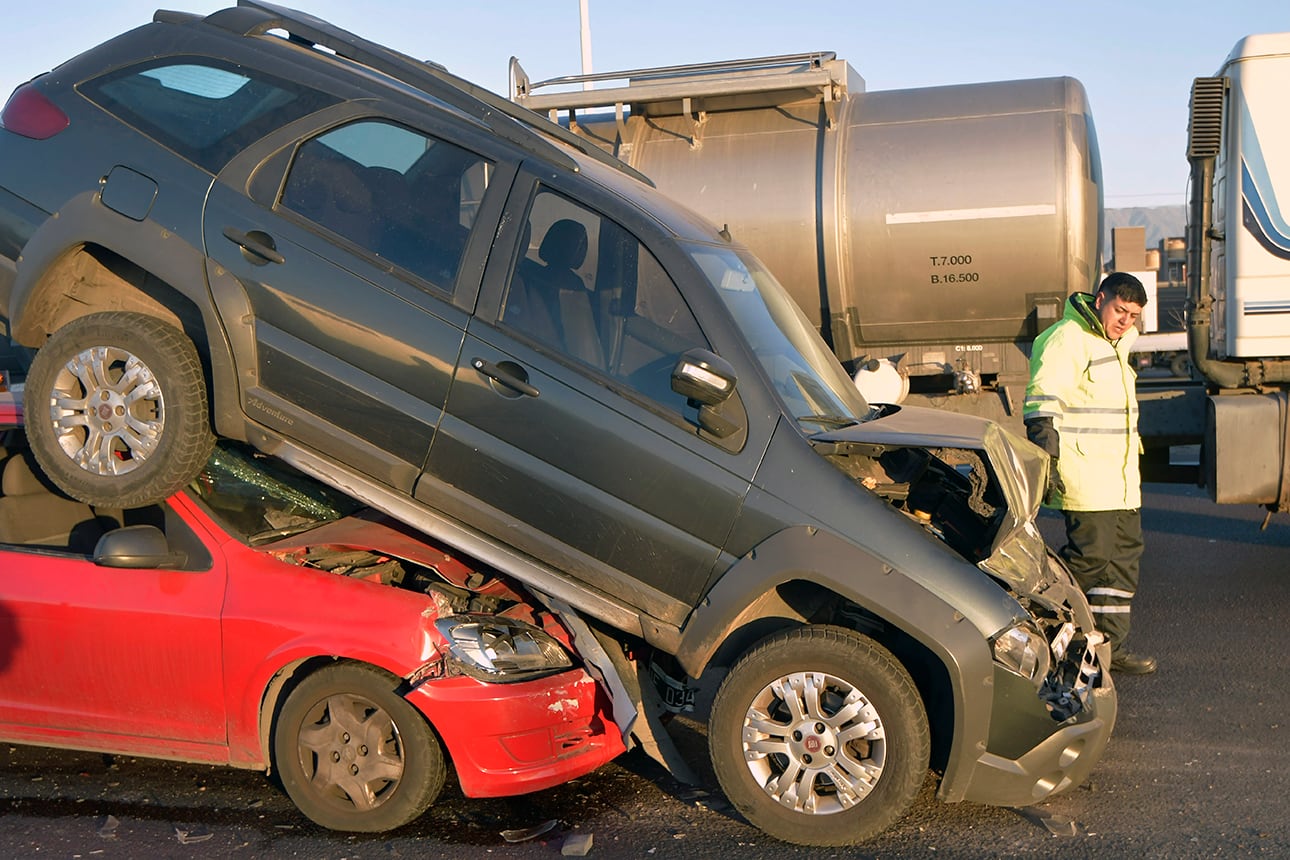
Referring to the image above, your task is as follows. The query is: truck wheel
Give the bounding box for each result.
[273,663,446,832]
[24,312,214,508]
[709,625,929,846]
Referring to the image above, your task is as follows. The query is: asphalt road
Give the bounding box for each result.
[2,481,1289,859]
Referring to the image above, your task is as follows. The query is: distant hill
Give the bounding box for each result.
[1104,205,1186,253]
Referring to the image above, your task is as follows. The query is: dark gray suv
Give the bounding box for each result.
[0,1,1115,845]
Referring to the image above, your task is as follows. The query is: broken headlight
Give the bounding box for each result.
[434,614,573,683]
[992,621,1051,689]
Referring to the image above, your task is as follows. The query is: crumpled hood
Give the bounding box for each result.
[814,405,1052,593]
[258,509,528,602]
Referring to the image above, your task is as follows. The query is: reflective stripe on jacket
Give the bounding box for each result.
[1024,293,1141,511]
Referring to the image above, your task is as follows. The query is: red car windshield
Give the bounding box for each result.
[188,441,364,545]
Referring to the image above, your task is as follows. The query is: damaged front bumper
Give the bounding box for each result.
[949,563,1118,807]
[951,671,1116,806]
[406,667,626,798]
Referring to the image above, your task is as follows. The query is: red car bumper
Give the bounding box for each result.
[408,667,626,797]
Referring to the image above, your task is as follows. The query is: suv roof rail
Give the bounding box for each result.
[193,1,652,186]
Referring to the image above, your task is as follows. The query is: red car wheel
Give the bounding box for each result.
[273,663,446,832]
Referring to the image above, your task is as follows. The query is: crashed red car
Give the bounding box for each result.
[0,429,625,832]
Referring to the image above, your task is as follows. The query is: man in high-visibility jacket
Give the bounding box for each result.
[1024,272,1156,675]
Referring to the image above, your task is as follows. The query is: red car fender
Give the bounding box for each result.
[219,592,443,765]
[167,493,446,765]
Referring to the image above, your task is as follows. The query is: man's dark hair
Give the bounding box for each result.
[1097,271,1148,306]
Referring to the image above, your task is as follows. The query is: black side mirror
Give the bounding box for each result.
[93,525,187,569]
[671,349,737,405]
[672,349,742,439]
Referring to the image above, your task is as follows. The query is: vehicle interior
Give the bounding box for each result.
[0,429,179,558]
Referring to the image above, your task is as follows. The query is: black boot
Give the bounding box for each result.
[1110,651,1158,675]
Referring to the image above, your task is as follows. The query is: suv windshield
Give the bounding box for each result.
[688,243,873,428]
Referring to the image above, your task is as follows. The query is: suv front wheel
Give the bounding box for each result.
[25,311,214,508]
[709,625,930,846]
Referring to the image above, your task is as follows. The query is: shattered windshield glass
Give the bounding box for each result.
[686,243,874,428]
[188,441,364,545]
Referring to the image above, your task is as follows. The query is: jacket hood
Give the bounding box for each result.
[1066,292,1140,350]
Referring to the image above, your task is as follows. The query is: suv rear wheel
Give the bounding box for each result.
[709,625,930,846]
[25,311,214,508]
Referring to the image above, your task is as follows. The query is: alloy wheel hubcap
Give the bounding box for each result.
[48,345,164,475]
[740,670,886,814]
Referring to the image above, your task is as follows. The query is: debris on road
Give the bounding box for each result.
[97,814,119,839]
[175,825,213,844]
[500,818,559,843]
[562,832,594,856]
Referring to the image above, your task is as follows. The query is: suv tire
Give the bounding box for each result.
[25,311,214,508]
[709,625,930,846]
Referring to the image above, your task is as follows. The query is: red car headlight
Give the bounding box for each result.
[434,614,573,683]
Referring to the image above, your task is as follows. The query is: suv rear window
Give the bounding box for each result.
[80,58,339,173]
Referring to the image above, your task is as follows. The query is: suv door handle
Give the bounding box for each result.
[472,358,540,398]
[223,226,285,265]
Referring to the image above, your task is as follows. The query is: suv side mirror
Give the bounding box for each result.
[672,349,742,440]
[93,524,188,569]
[672,349,737,405]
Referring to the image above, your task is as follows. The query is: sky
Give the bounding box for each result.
[1,1,1286,208]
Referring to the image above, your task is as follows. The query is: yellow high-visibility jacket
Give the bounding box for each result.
[1024,293,1141,511]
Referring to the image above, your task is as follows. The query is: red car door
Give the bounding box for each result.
[0,528,229,758]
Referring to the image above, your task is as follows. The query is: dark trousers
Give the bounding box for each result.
[1060,509,1143,652]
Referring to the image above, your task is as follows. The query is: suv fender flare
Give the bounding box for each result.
[8,190,243,438]
[677,525,995,789]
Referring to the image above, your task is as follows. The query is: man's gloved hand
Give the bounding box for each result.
[1044,457,1065,505]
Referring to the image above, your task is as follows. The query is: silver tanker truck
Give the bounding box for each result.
[510,52,1102,433]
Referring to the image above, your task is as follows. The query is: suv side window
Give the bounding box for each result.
[280,119,491,290]
[80,58,337,173]
[502,189,709,411]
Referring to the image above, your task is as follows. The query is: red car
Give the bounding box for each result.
[0,423,625,832]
